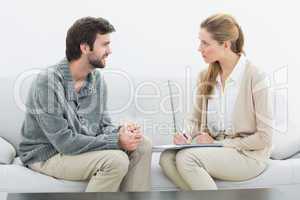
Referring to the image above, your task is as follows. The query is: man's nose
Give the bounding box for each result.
[107,46,112,55]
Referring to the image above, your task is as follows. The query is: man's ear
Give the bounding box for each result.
[80,43,90,55]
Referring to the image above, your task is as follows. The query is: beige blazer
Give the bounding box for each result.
[190,60,273,163]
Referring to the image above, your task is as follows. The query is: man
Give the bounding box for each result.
[19,17,152,192]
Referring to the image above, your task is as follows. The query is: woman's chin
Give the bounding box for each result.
[203,57,216,64]
[202,58,210,64]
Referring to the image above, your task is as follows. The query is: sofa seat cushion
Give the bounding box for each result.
[271,120,300,160]
[151,152,300,191]
[0,137,16,164]
[271,132,300,160]
[1,152,300,192]
[0,164,87,193]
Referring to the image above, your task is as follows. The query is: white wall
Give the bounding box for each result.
[0,0,299,130]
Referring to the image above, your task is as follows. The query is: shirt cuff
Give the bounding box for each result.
[105,129,120,149]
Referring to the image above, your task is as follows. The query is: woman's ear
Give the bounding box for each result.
[223,40,231,49]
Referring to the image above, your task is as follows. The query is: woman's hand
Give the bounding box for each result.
[173,133,192,145]
[195,132,214,144]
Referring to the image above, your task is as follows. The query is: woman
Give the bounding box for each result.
[159,13,273,190]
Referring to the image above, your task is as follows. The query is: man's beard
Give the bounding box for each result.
[88,54,107,69]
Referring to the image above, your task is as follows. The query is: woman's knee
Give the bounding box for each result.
[159,150,176,169]
[175,149,199,171]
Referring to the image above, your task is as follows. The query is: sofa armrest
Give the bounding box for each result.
[0,137,16,164]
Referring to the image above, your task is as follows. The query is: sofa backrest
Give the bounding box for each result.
[0,71,289,150]
[0,77,27,150]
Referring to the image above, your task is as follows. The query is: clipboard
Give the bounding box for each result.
[153,143,223,151]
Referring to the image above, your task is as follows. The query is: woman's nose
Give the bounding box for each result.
[198,43,205,53]
[198,46,204,54]
[198,45,202,52]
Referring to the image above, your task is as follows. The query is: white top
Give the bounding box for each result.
[207,54,247,137]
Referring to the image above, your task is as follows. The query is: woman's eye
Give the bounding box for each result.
[201,41,208,46]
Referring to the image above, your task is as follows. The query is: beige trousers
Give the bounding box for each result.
[30,136,152,192]
[159,147,266,190]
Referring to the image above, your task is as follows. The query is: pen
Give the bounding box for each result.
[183,133,189,140]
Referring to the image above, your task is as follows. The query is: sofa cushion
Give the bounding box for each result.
[0,137,16,164]
[290,152,300,159]
[151,152,299,191]
[271,135,300,160]
[1,152,300,192]
[216,159,300,188]
[0,77,27,150]
[0,164,87,193]
[271,122,300,160]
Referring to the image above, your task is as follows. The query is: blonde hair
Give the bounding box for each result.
[200,13,245,96]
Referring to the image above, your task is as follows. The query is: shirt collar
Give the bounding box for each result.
[216,54,246,86]
[57,58,73,81]
[57,58,96,101]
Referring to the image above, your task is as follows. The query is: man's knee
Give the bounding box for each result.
[100,151,130,177]
[137,136,152,154]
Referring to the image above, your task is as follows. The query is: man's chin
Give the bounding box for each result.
[94,65,105,69]
[90,62,106,69]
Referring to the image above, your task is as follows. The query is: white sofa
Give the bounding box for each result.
[1,73,300,192]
